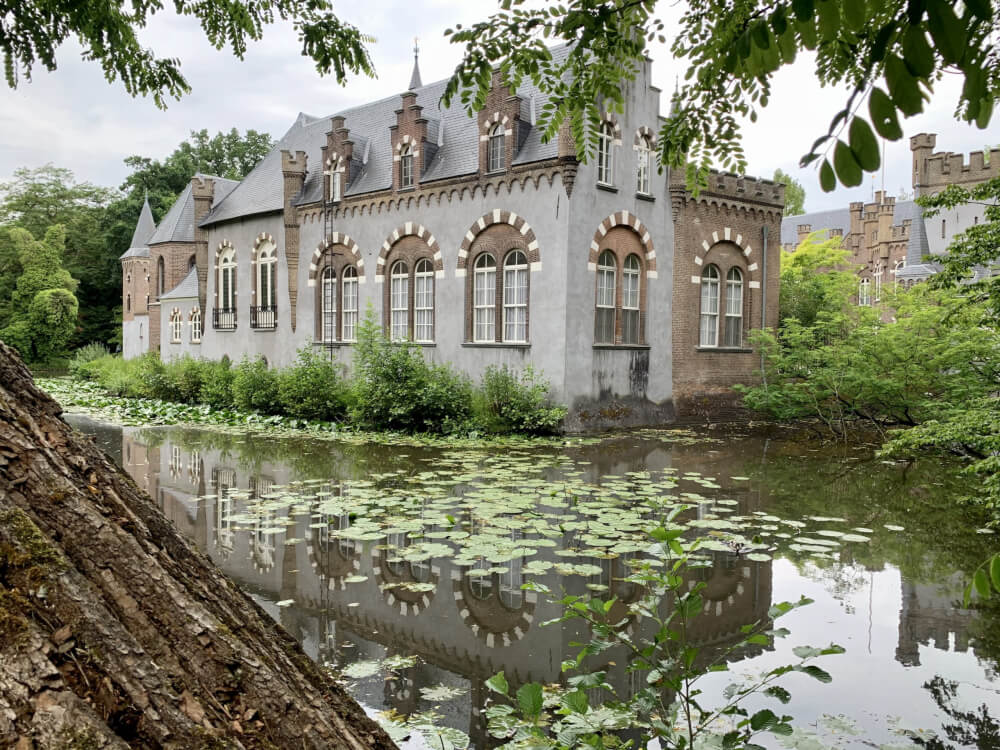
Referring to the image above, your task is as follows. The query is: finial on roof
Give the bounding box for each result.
[670,76,681,116]
[408,37,422,91]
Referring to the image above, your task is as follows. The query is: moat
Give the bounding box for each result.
[68,415,1000,749]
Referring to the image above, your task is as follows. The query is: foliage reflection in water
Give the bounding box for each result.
[68,416,1000,749]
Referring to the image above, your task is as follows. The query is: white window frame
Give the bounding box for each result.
[724,267,743,348]
[699,265,720,347]
[622,253,641,344]
[329,159,342,202]
[190,308,202,343]
[390,260,409,340]
[256,242,277,309]
[218,248,236,311]
[636,136,651,195]
[502,250,528,343]
[473,253,496,342]
[342,266,358,341]
[414,258,434,343]
[169,311,182,343]
[874,264,883,302]
[859,278,871,306]
[595,250,616,344]
[487,123,505,173]
[597,122,615,186]
[321,266,336,342]
[400,145,414,188]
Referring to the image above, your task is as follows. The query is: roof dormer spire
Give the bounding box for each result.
[408,37,422,91]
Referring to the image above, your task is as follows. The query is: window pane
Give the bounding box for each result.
[503,262,527,342]
[342,273,358,341]
[414,267,433,342]
[595,307,615,344]
[700,270,719,346]
[724,316,742,348]
[622,309,639,344]
[474,262,496,341]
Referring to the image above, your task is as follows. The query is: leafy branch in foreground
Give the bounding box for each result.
[483,513,844,749]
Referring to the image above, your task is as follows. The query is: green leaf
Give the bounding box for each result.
[965,0,992,20]
[833,139,863,186]
[764,685,792,704]
[974,568,991,599]
[815,0,840,40]
[819,159,836,192]
[927,0,967,64]
[869,87,903,140]
[885,55,924,116]
[975,98,993,129]
[848,117,880,171]
[990,555,1000,592]
[902,26,934,77]
[792,0,814,20]
[486,671,509,696]
[517,682,544,719]
[750,708,778,731]
[843,0,866,30]
[796,664,833,683]
[561,690,589,715]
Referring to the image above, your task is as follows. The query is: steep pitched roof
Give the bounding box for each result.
[159,266,199,300]
[201,47,573,228]
[148,175,239,244]
[119,198,156,259]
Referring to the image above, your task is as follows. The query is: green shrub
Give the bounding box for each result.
[199,356,235,409]
[474,365,566,434]
[160,356,208,404]
[277,347,351,421]
[232,357,280,414]
[68,342,110,377]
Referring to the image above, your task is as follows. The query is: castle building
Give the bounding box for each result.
[122,49,784,428]
[780,134,1000,302]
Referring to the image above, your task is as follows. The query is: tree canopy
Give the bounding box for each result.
[444,0,997,190]
[774,168,806,215]
[2,0,374,107]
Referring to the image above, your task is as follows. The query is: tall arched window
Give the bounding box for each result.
[414,258,434,343]
[503,250,528,342]
[858,278,871,306]
[724,267,743,348]
[321,266,336,342]
[636,135,652,194]
[400,144,414,189]
[595,250,616,343]
[487,123,505,173]
[597,122,615,185]
[254,242,277,329]
[157,256,165,298]
[329,158,342,202]
[473,253,496,342]
[699,265,720,347]
[216,247,237,329]
[342,266,358,341]
[188,254,196,271]
[169,310,182,343]
[874,264,883,302]
[126,294,131,312]
[190,308,202,343]
[622,254,641,344]
[390,260,409,339]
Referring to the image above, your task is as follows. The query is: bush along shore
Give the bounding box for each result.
[58,313,567,438]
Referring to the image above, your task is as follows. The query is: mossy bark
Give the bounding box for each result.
[0,339,397,749]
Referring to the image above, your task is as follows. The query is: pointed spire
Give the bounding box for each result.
[670,76,680,116]
[408,37,422,91]
[124,197,156,258]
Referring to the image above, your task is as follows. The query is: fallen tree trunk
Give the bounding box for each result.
[0,339,397,749]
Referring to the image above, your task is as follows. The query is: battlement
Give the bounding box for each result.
[672,169,785,208]
[911,132,1000,193]
[190,175,216,200]
[280,149,308,173]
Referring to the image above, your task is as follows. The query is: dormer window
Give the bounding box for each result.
[597,121,615,186]
[487,123,504,173]
[329,158,343,202]
[400,145,414,188]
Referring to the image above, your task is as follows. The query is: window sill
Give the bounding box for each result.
[696,347,754,354]
[313,340,353,348]
[462,342,531,349]
[250,327,278,333]
[398,186,416,193]
[485,169,506,176]
[636,192,655,202]
[592,344,650,350]
[596,183,618,193]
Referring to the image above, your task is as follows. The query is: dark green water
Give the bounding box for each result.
[68,415,1000,749]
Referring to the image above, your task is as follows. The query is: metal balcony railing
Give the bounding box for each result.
[250,305,277,330]
[213,308,237,330]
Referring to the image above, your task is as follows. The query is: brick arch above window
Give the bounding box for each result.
[600,113,623,145]
[456,210,540,276]
[375,223,443,282]
[588,211,657,278]
[481,112,512,132]
[307,232,365,287]
[394,134,419,155]
[633,125,656,148]
[690,228,760,289]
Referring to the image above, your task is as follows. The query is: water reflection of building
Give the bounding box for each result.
[896,575,976,667]
[119,427,774,746]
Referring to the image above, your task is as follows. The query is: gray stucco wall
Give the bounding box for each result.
[122,315,149,359]
[925,201,992,257]
[159,297,204,361]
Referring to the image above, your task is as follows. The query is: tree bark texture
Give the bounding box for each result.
[0,339,397,749]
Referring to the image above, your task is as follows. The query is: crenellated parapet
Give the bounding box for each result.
[670,169,786,221]
[912,132,1000,195]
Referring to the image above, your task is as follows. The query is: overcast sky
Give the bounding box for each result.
[0,0,995,213]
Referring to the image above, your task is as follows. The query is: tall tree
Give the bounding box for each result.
[445,0,997,191]
[774,168,806,216]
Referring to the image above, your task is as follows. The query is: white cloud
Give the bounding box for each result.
[0,0,994,212]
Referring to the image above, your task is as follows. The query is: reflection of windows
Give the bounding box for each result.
[213,468,237,556]
[188,450,201,485]
[169,445,182,477]
[387,532,408,577]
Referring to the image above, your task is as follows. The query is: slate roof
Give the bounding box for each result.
[119,198,156,259]
[159,266,200,300]
[149,174,239,243]
[201,47,572,228]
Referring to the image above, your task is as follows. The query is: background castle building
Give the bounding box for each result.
[122,49,784,427]
[781,134,1000,300]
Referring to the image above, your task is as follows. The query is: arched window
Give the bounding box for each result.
[595,250,616,343]
[503,250,528,343]
[399,144,414,189]
[329,158,342,202]
[254,242,277,329]
[473,253,496,342]
[321,266,336,342]
[622,254,641,344]
[126,294,131,312]
[342,266,358,341]
[724,267,743,348]
[636,135,652,194]
[169,310,182,343]
[216,246,237,329]
[414,258,434,343]
[597,121,615,185]
[390,260,409,340]
[699,265,720,347]
[157,256,165,298]
[188,254,196,271]
[190,308,202,343]
[858,278,871,306]
[874,264,883,302]
[487,123,504,173]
